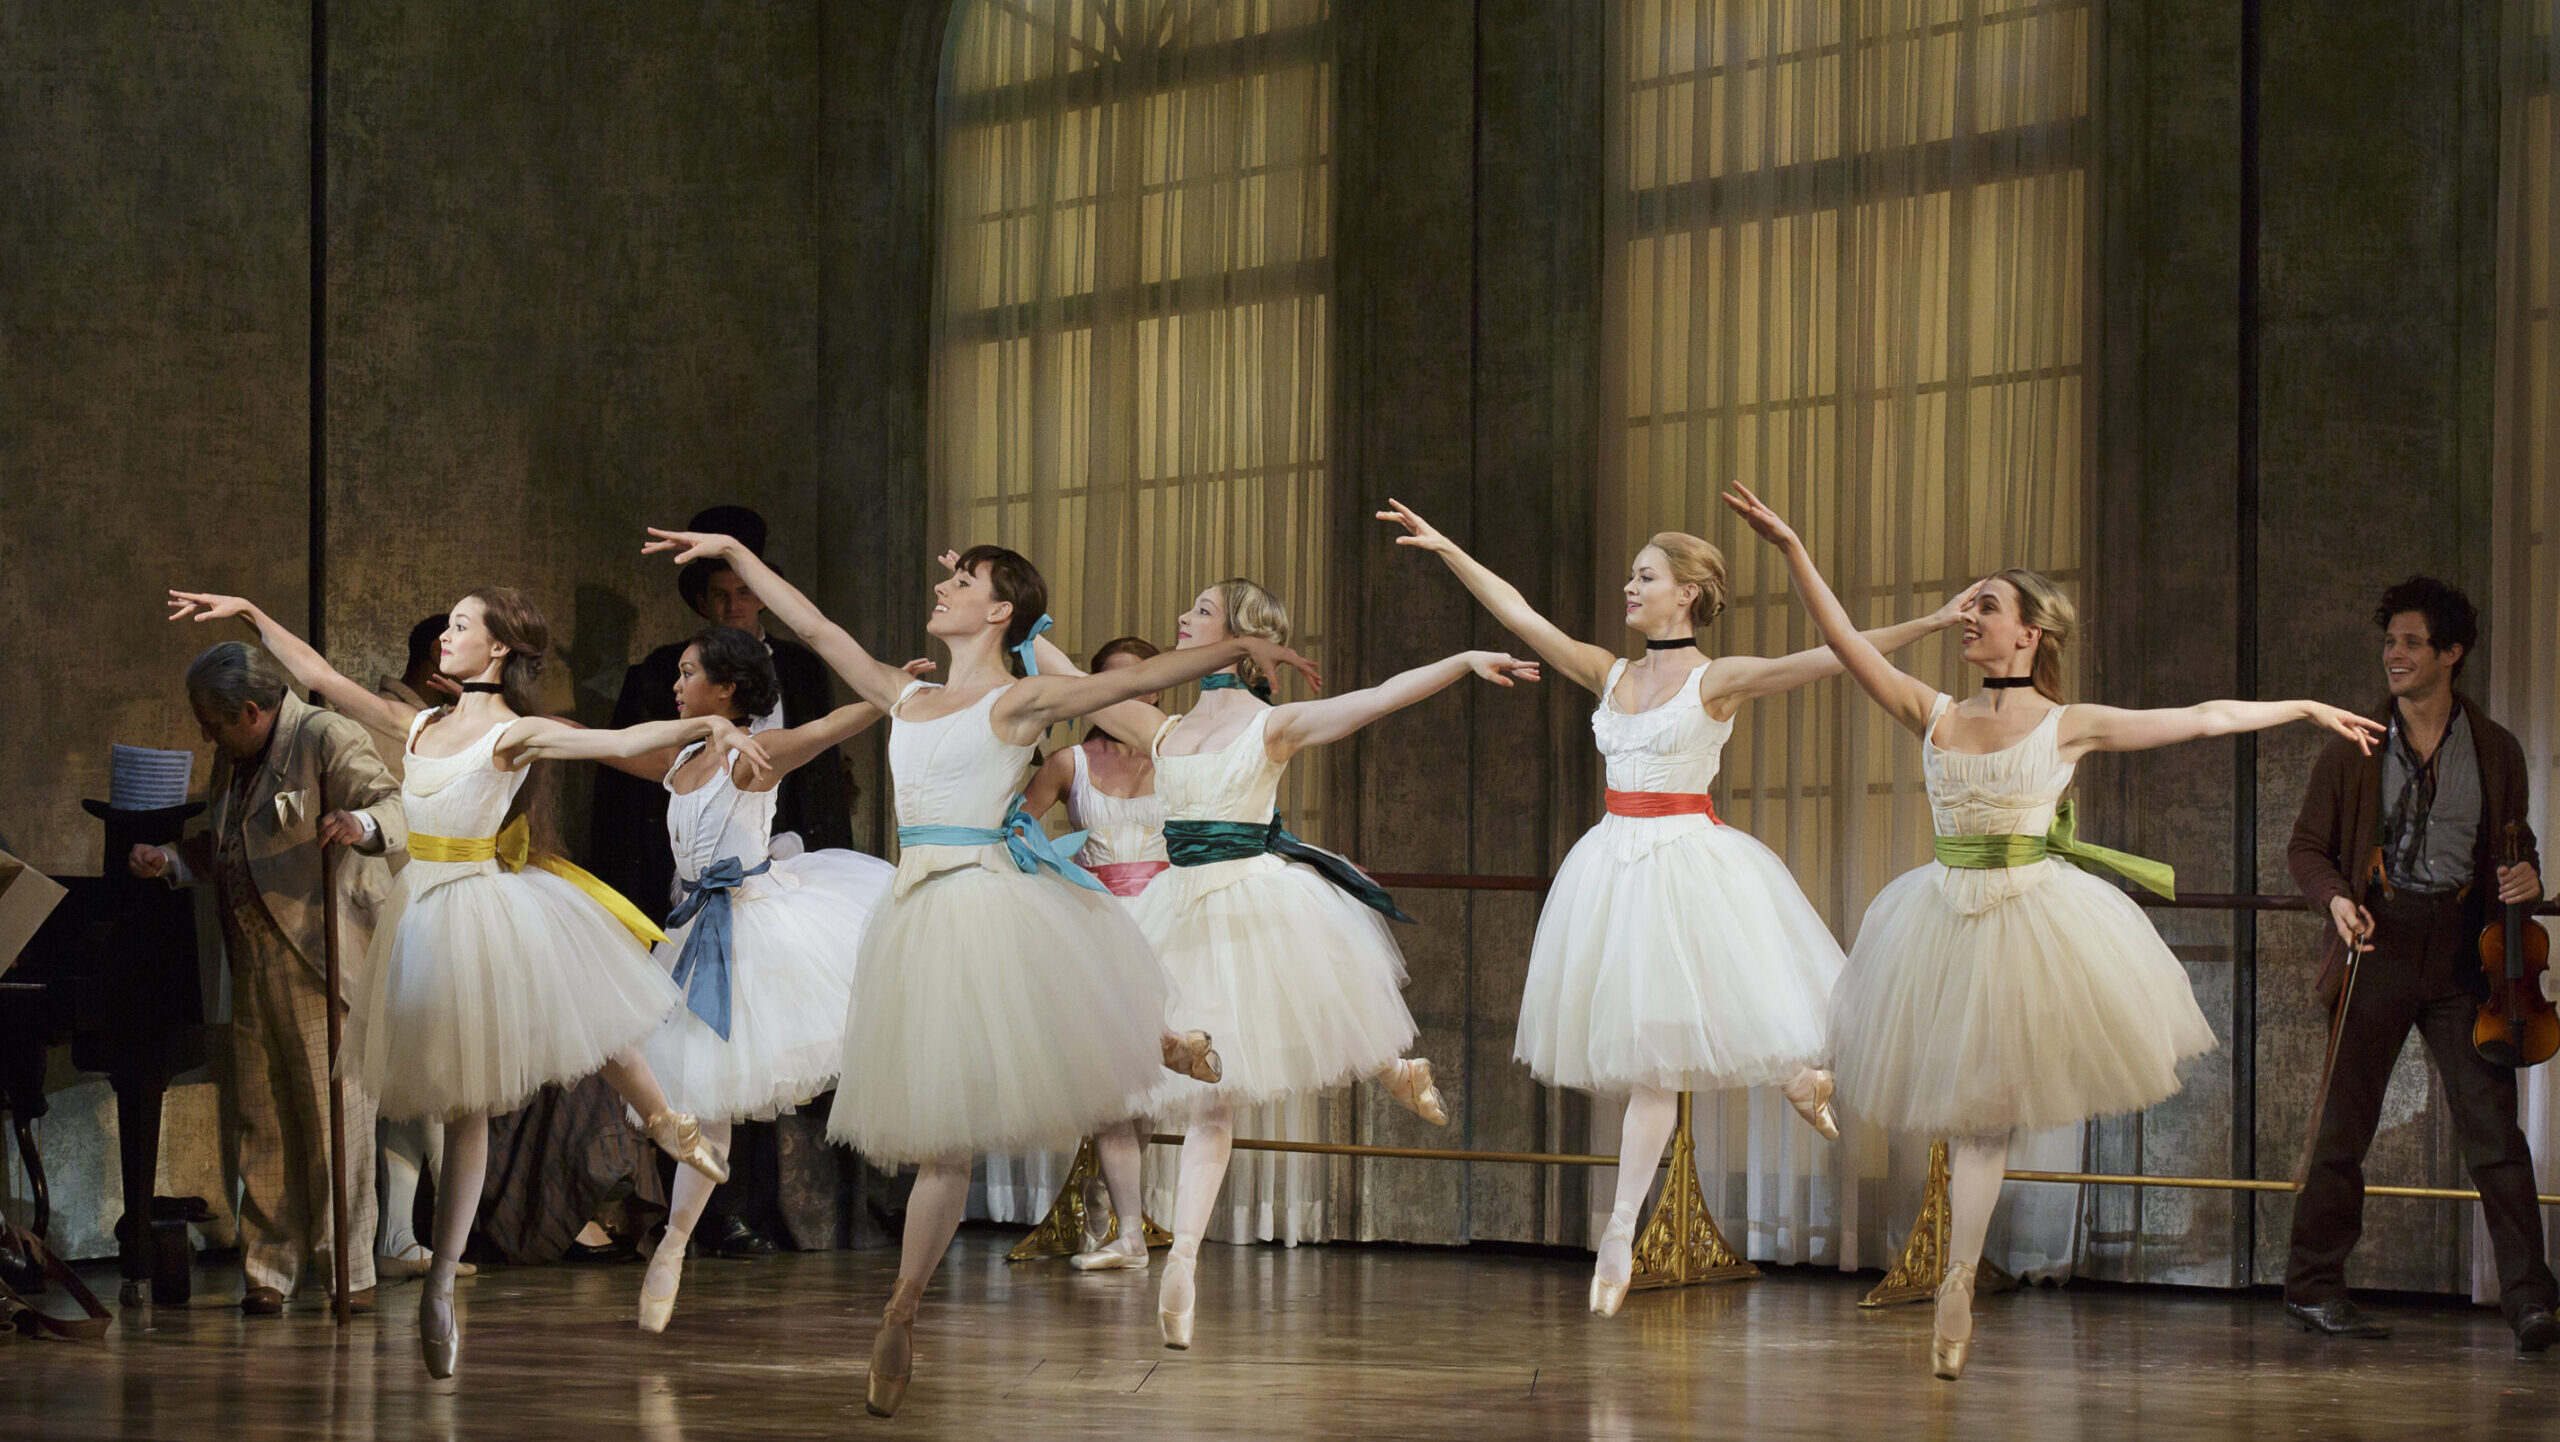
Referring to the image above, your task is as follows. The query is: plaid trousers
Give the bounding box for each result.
[221,894,377,1296]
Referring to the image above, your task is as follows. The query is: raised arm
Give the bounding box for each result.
[2059,699,2381,762]
[497,714,774,785]
[1378,499,1619,694]
[1264,651,1539,761]
[1025,633,1170,751]
[167,591,416,737]
[1722,485,1942,735]
[642,529,914,711]
[999,635,1322,739]
[1698,583,1980,717]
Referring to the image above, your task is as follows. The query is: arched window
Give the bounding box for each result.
[930,0,1335,833]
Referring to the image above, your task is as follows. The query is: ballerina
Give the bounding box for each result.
[637,527,1317,1418]
[1015,635,1181,1272]
[1031,578,1538,1349]
[1722,482,2379,1379]
[626,625,921,1333]
[166,587,764,1379]
[1378,498,1973,1317]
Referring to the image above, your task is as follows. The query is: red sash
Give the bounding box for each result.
[1089,860,1170,899]
[1605,788,1722,824]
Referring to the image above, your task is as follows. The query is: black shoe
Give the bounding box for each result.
[2516,1306,2559,1353]
[2286,1299,2392,1339]
[240,1286,286,1316]
[703,1214,779,1259]
[560,1235,640,1265]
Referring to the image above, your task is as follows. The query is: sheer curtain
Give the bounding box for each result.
[930,0,1343,1241]
[2485,0,2556,1306]
[1600,0,2092,1274]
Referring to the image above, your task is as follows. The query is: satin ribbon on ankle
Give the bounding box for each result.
[1932,800,2176,899]
[1163,814,1413,923]
[663,855,773,1040]
[898,794,1110,893]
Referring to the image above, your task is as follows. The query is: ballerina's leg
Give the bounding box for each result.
[1095,1119,1148,1252]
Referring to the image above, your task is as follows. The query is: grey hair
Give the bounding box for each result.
[184,642,291,719]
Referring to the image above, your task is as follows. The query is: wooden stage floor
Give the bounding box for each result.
[6,1227,2555,1440]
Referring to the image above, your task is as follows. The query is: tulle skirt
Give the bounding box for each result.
[826,864,1166,1164]
[1831,860,2219,1134]
[1139,854,1417,1111]
[349,865,680,1122]
[1513,815,1841,1093]
[642,850,893,1121]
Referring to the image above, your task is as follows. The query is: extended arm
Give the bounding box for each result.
[740,702,889,788]
[999,635,1321,739]
[1264,651,1539,760]
[642,530,914,711]
[1721,486,1942,734]
[1021,746,1077,819]
[1378,499,1618,694]
[1025,633,1171,751]
[166,592,415,737]
[2059,700,2380,761]
[1699,587,1977,716]
[497,714,773,784]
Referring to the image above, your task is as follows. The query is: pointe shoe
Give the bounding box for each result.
[637,1232,686,1334]
[419,1285,460,1380]
[1932,1260,1978,1381]
[1589,1205,1638,1318]
[1070,1236,1150,1272]
[642,1110,730,1184]
[1161,1030,1223,1084]
[380,1243,477,1280]
[1382,1058,1450,1127]
[1158,1247,1198,1349]
[1781,1069,1841,1141]
[866,1278,924,1418]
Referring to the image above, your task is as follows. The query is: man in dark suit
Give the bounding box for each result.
[2284,576,2557,1351]
[588,505,850,1257]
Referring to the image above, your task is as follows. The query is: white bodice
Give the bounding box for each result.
[1922,694,2076,914]
[1592,658,1731,794]
[399,712,528,895]
[663,743,779,883]
[886,681,1036,895]
[1152,709,1285,825]
[1067,743,1168,868]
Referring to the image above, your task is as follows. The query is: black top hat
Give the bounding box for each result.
[679,505,770,616]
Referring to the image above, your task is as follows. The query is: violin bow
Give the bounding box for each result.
[2290,916,2370,1189]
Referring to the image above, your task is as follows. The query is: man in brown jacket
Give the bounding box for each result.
[2284,577,2557,1351]
[130,642,407,1314]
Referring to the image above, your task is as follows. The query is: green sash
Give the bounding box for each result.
[1932,800,2176,900]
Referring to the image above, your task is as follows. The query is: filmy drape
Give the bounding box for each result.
[931,0,1342,1243]
[2484,0,2557,1307]
[1599,0,2094,1276]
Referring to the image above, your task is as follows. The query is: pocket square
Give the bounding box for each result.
[274,789,308,827]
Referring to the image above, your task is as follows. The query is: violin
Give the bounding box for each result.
[2473,821,2555,1068]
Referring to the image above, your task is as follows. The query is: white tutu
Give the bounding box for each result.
[1139,853,1417,1110]
[351,864,680,1122]
[1514,814,1840,1093]
[1832,859,2218,1133]
[643,849,893,1121]
[1832,695,2219,1135]
[826,863,1168,1164]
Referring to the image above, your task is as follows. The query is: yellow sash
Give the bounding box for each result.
[408,815,668,946]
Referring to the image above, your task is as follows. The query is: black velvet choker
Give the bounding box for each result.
[1981,677,2034,690]
[1645,637,1700,651]
[461,681,505,694]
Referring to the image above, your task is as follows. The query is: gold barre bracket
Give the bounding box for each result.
[1859,1139,2017,1307]
[1630,1092,1759,1290]
[1007,1137,1174,1263]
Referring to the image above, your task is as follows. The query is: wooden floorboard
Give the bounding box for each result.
[5,1228,2555,1439]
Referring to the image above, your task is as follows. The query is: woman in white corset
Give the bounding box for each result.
[1726,482,2378,1380]
[1376,498,1967,1320]
[1017,635,1184,1273]
[638,528,1315,1420]
[167,586,761,1380]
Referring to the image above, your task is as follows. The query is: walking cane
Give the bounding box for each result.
[323,818,352,1328]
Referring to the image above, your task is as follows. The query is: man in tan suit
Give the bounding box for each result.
[130,641,406,1314]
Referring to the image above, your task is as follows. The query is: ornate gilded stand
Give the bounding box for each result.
[1006,1137,1175,1262]
[1631,1092,1760,1289]
[1859,1138,2017,1307]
